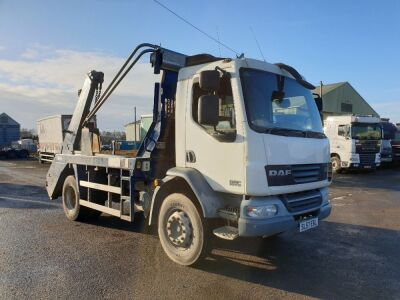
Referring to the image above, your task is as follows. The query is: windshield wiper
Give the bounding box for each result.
[265,128,326,139]
[304,131,327,139]
[266,127,306,137]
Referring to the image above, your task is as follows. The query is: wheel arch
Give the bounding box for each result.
[148,167,224,225]
[331,153,340,159]
[46,161,74,200]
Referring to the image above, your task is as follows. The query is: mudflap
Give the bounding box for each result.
[46,160,69,200]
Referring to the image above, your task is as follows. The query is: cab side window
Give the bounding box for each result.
[192,74,236,142]
[338,125,349,137]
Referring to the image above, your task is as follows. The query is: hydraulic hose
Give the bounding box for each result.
[96,43,158,105]
[84,46,157,124]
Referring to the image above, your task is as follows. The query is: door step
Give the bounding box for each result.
[218,207,239,222]
[213,226,239,240]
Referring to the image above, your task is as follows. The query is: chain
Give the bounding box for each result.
[95,82,102,103]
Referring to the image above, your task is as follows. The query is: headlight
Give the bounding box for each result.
[246,205,278,218]
[349,154,359,162]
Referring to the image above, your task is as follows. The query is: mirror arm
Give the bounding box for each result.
[215,66,231,79]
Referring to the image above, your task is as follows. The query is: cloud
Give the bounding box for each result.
[0,45,159,129]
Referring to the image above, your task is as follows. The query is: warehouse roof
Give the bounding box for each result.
[124,120,140,127]
[312,82,347,96]
[312,82,379,117]
[0,113,19,126]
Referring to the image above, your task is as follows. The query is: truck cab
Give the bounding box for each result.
[324,115,381,172]
[380,120,399,163]
[393,127,400,163]
[46,44,332,265]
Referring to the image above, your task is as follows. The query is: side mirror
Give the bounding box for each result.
[199,70,220,91]
[198,95,219,126]
[313,93,323,112]
[271,90,285,102]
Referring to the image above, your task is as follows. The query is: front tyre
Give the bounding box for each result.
[331,156,342,173]
[158,193,211,266]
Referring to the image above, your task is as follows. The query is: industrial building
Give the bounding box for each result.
[125,120,141,142]
[0,113,20,148]
[313,82,379,121]
[124,114,152,142]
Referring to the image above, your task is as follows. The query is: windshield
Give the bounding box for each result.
[394,131,400,141]
[381,122,397,140]
[240,68,323,134]
[351,123,381,140]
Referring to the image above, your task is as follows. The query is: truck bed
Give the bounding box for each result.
[54,152,138,170]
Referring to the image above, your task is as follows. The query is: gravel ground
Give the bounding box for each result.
[0,159,399,299]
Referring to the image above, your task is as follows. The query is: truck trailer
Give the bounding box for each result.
[37,115,72,163]
[46,43,332,266]
[393,128,400,163]
[324,115,381,172]
[380,119,400,164]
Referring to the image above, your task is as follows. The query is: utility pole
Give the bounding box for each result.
[320,81,323,99]
[134,106,137,145]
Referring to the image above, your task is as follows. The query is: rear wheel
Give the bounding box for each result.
[331,156,342,173]
[62,175,100,221]
[158,193,211,266]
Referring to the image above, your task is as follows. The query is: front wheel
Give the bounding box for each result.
[331,156,342,173]
[158,193,211,266]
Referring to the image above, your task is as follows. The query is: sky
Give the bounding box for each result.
[0,0,399,130]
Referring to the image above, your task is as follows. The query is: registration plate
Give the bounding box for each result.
[299,218,318,232]
[364,165,371,169]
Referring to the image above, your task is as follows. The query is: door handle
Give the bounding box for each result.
[186,150,196,163]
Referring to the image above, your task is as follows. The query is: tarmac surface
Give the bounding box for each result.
[0,159,399,299]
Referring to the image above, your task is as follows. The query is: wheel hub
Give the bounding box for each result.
[332,159,339,170]
[65,186,76,211]
[166,211,192,247]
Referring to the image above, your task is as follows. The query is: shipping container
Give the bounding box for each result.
[37,115,72,162]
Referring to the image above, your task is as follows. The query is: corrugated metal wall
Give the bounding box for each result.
[314,82,380,121]
[321,83,379,120]
[0,114,21,147]
[0,125,20,147]
[323,83,379,117]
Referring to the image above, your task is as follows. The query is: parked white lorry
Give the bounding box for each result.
[37,115,72,163]
[324,115,381,172]
[46,43,332,266]
[11,138,37,153]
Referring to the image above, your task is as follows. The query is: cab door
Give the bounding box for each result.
[184,70,245,194]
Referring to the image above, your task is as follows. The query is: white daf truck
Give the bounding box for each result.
[46,43,332,266]
[324,115,381,172]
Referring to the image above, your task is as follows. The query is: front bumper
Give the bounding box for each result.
[381,153,392,163]
[346,162,379,169]
[238,187,331,237]
[393,153,400,162]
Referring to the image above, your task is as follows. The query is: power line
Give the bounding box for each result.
[152,0,239,56]
[250,26,266,62]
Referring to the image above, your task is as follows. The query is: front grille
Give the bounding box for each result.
[356,140,380,153]
[359,153,375,164]
[265,163,328,186]
[292,164,322,184]
[280,189,322,214]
